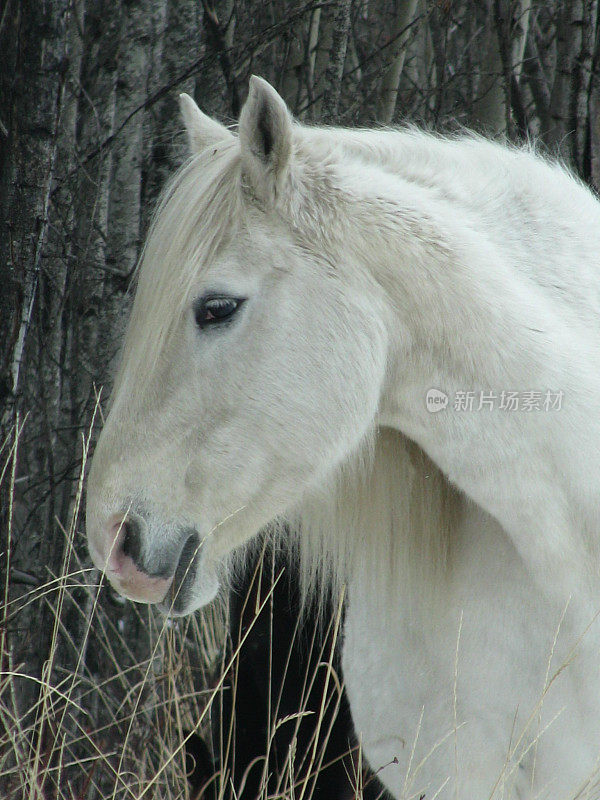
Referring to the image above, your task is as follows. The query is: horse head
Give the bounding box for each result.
[85,78,389,614]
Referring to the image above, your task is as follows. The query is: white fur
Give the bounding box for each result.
[86,79,600,799]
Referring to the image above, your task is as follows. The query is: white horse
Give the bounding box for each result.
[86,76,600,799]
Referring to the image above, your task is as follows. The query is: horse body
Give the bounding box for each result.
[86,78,600,798]
[344,500,600,798]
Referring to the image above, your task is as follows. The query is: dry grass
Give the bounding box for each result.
[0,415,362,800]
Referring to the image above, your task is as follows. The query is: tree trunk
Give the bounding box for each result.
[522,17,552,133]
[302,6,322,118]
[589,7,600,187]
[546,0,583,160]
[512,0,532,82]
[321,0,353,123]
[376,0,419,123]
[471,0,506,135]
[143,0,202,224]
[571,0,599,176]
[0,0,71,430]
[0,0,72,738]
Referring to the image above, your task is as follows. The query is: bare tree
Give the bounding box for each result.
[0,0,71,429]
[471,0,507,134]
[321,0,353,122]
[547,0,585,156]
[376,0,419,123]
[571,0,599,176]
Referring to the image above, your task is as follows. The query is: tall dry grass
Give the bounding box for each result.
[0,415,364,800]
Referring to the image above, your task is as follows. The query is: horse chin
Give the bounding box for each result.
[157,535,220,617]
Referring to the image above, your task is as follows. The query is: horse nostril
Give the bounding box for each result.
[102,512,173,603]
[120,518,141,563]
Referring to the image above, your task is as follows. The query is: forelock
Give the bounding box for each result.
[114,141,244,396]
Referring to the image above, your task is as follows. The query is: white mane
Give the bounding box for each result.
[285,427,462,616]
[115,141,244,397]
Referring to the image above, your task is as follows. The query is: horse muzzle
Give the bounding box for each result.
[89,509,203,614]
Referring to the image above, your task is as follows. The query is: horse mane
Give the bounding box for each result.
[113,139,244,400]
[282,427,464,618]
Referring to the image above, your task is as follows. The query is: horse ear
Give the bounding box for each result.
[238,76,293,202]
[179,93,233,154]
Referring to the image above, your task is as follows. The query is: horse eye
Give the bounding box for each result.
[194,296,244,329]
